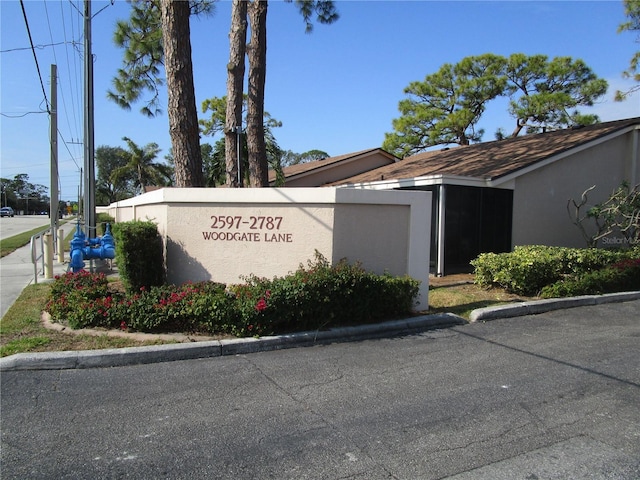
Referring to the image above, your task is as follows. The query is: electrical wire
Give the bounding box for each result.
[19,0,51,114]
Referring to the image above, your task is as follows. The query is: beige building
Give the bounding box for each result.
[277,117,640,275]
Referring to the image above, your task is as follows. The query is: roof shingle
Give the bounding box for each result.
[332,117,640,185]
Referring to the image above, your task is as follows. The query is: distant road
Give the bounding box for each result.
[0,215,62,241]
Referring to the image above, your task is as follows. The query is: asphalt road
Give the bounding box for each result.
[2,300,639,479]
[0,215,55,240]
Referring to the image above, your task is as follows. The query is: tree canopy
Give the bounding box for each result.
[383,53,608,157]
[112,137,172,194]
[617,0,640,100]
[0,174,49,214]
[96,146,136,205]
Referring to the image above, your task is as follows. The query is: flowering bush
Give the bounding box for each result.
[45,254,420,337]
[231,253,420,335]
[46,271,114,329]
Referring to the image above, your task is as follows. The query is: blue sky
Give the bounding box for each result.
[1,0,639,202]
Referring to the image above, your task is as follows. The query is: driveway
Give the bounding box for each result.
[2,300,638,479]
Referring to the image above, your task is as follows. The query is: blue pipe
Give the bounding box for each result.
[69,222,116,273]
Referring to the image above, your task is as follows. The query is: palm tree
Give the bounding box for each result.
[113,137,172,194]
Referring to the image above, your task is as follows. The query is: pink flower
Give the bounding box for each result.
[255,297,267,312]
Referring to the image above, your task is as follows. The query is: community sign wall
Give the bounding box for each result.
[106,187,431,309]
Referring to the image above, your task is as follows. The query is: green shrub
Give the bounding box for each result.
[472,245,640,295]
[112,220,165,294]
[110,282,233,333]
[96,213,115,236]
[540,258,640,298]
[44,254,421,337]
[229,254,420,336]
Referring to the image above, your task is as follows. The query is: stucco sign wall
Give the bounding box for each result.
[107,187,431,310]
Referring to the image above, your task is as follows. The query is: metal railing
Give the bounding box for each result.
[30,228,51,284]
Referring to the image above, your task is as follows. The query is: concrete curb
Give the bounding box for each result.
[469,290,640,322]
[0,313,465,371]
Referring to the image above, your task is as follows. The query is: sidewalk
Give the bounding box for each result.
[0,226,71,319]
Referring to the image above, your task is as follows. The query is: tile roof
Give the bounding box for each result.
[331,117,640,186]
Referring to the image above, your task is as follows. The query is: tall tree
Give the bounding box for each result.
[225,0,339,187]
[109,0,212,186]
[225,0,248,187]
[200,94,284,186]
[505,54,608,136]
[383,53,608,157]
[383,54,507,157]
[108,1,164,117]
[159,0,204,187]
[617,0,640,100]
[113,137,172,194]
[246,0,270,187]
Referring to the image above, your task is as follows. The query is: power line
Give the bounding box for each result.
[19,0,50,114]
[0,40,80,53]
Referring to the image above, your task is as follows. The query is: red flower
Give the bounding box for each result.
[120,321,127,331]
[255,297,267,312]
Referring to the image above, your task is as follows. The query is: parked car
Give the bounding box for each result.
[1,207,15,217]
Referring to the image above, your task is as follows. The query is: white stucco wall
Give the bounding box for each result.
[107,187,431,310]
[512,131,638,247]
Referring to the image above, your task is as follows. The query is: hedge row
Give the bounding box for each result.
[46,253,420,337]
[472,245,640,296]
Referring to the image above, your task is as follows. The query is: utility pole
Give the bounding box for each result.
[83,0,96,238]
[50,64,59,248]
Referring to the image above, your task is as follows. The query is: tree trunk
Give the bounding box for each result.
[225,0,248,188]
[247,0,269,187]
[160,0,204,187]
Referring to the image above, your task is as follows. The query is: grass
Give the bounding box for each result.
[0,274,537,358]
[0,283,168,358]
[0,219,75,258]
[428,282,535,318]
[0,224,52,258]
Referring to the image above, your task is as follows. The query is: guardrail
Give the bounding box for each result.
[30,228,51,284]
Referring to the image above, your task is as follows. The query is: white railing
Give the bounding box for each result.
[30,228,51,284]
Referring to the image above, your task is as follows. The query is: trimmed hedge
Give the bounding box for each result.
[112,220,165,294]
[540,258,640,298]
[472,245,640,295]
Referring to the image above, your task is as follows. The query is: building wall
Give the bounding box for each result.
[332,204,410,276]
[512,131,637,247]
[106,187,431,309]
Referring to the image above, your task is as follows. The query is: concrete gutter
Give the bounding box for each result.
[469,290,640,322]
[0,313,464,371]
[3,291,638,372]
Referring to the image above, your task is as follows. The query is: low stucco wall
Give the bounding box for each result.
[107,187,431,310]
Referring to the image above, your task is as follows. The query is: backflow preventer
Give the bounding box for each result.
[69,222,116,272]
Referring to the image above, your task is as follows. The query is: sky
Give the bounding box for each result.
[1,0,639,202]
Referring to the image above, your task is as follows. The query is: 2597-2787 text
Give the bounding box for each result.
[210,215,283,230]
